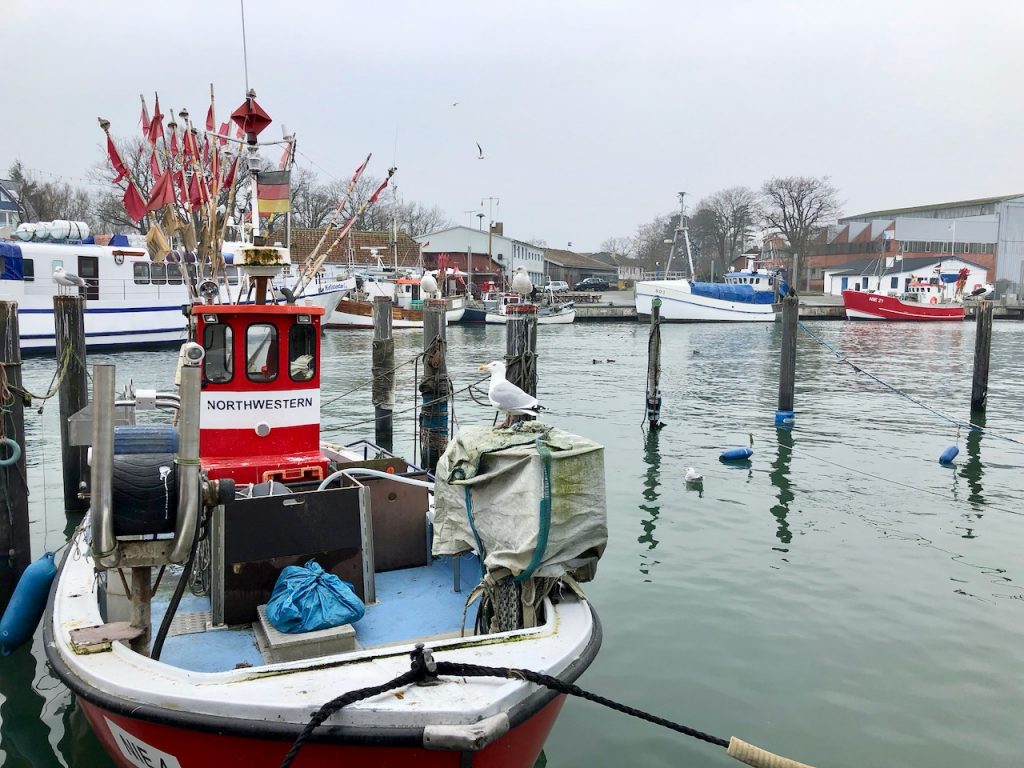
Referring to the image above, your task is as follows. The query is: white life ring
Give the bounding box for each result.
[929,296,938,305]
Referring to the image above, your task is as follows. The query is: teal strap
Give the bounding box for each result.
[463,485,486,576]
[516,438,552,582]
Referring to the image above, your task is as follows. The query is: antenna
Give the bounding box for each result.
[240,0,250,93]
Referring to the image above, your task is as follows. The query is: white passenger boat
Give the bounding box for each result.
[483,292,576,325]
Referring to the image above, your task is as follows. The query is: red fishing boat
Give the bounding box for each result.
[842,277,965,321]
[45,91,606,768]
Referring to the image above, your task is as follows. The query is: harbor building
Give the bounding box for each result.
[416,224,545,287]
[805,194,1023,296]
[542,248,618,286]
[821,256,988,297]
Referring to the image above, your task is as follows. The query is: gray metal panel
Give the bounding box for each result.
[995,201,1024,292]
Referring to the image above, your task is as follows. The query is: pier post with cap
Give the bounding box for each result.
[645,297,663,429]
[0,301,31,603]
[54,295,89,513]
[419,300,448,471]
[971,299,993,412]
[504,304,538,424]
[775,294,798,427]
[371,296,394,452]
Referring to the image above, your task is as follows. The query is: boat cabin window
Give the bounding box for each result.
[289,324,316,382]
[23,259,34,282]
[203,324,234,383]
[226,265,239,285]
[167,263,184,285]
[134,263,149,284]
[246,324,278,382]
[151,263,167,285]
[51,259,63,273]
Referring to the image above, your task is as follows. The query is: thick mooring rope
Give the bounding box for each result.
[279,645,814,768]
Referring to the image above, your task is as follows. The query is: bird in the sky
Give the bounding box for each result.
[53,266,87,295]
[511,266,533,297]
[476,142,484,159]
[479,360,545,427]
[452,102,460,107]
[420,271,439,296]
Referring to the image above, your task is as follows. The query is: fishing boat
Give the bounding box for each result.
[43,91,605,768]
[484,292,576,325]
[842,267,979,321]
[634,195,779,323]
[326,277,467,328]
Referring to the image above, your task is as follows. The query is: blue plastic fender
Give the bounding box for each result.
[939,445,959,465]
[0,552,57,655]
[720,447,754,462]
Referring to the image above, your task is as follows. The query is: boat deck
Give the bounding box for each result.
[151,554,482,673]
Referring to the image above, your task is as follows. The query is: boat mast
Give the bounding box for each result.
[664,192,695,279]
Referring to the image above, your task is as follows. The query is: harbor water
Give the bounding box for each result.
[3,319,1023,767]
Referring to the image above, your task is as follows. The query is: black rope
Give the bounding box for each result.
[280,645,729,768]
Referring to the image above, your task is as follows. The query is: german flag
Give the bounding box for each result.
[256,170,291,215]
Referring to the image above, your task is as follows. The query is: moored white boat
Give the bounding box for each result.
[483,292,576,325]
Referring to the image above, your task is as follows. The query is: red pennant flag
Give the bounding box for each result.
[146,171,175,212]
[147,94,165,145]
[351,155,370,184]
[174,170,188,206]
[123,182,148,222]
[106,135,129,184]
[188,172,209,207]
[367,178,390,205]
[222,155,239,188]
[148,149,161,179]
[206,103,215,132]
[140,96,151,138]
[278,141,293,170]
[169,126,179,158]
[202,136,210,167]
[234,122,245,139]
[218,121,230,146]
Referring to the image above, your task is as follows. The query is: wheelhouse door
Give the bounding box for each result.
[77,255,99,301]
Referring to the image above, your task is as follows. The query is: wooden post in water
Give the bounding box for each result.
[645,297,663,429]
[419,299,449,471]
[54,295,89,513]
[371,297,394,452]
[775,294,798,427]
[971,299,994,412]
[505,304,538,424]
[0,302,31,603]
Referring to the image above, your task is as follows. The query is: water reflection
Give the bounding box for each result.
[0,646,61,767]
[638,430,662,579]
[769,429,794,549]
[957,414,986,539]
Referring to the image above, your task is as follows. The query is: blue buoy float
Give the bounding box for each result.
[719,447,754,462]
[939,445,959,465]
[774,410,795,428]
[0,552,57,655]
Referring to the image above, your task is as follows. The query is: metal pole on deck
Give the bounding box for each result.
[971,299,994,412]
[419,300,449,471]
[371,297,395,451]
[775,294,798,427]
[54,295,89,513]
[0,302,31,603]
[645,297,663,429]
[505,303,538,425]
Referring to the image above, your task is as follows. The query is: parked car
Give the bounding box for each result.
[544,280,569,292]
[574,277,609,291]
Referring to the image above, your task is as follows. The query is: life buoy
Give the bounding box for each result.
[929,296,938,305]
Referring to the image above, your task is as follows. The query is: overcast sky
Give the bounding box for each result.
[5,1,1023,250]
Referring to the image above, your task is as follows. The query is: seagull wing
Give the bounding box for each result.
[69,273,88,287]
[476,142,483,156]
[489,379,541,415]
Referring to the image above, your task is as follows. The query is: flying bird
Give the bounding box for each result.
[479,360,545,427]
[452,102,460,107]
[53,266,87,294]
[511,266,533,297]
[476,142,484,159]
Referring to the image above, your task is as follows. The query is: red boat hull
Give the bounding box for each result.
[80,695,565,768]
[842,290,964,321]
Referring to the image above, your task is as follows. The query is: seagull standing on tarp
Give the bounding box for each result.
[53,266,87,295]
[479,360,544,428]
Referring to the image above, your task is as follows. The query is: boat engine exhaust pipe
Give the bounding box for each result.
[90,364,119,569]
[170,344,204,564]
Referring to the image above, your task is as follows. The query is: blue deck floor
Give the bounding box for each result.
[153,554,482,672]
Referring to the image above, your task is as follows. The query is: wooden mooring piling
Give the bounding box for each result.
[504,304,538,425]
[0,302,30,603]
[54,295,89,513]
[775,294,798,427]
[645,297,663,429]
[371,297,395,452]
[419,300,448,471]
[971,299,993,413]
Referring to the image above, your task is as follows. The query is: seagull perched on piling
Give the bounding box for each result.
[53,266,87,295]
[479,360,545,427]
[511,266,533,297]
[420,271,439,297]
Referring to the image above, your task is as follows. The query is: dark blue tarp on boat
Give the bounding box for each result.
[0,242,24,281]
[690,281,775,304]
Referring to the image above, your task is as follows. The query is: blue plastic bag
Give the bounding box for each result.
[266,560,365,634]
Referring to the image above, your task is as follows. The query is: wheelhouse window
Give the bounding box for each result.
[150,263,167,286]
[289,323,316,382]
[23,259,34,282]
[203,324,233,383]
[166,263,184,285]
[134,263,150,284]
[246,324,278,382]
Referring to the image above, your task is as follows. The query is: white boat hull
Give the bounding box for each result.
[635,280,776,322]
[484,307,576,325]
[326,297,467,328]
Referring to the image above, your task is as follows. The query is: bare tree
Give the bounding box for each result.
[7,160,94,226]
[760,176,841,289]
[289,166,338,229]
[633,214,672,271]
[690,186,758,279]
[599,236,635,259]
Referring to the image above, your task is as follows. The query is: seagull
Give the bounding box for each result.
[511,266,533,297]
[53,266,87,295]
[479,360,545,427]
[452,102,460,107]
[684,467,703,484]
[420,272,439,297]
[476,142,484,159]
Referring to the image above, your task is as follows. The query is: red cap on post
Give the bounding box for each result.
[505,303,537,315]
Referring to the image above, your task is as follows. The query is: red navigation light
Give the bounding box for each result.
[230,92,272,145]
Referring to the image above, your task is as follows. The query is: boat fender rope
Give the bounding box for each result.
[280,645,816,768]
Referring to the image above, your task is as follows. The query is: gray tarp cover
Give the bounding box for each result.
[432,423,607,581]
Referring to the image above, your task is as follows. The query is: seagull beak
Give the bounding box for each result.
[478,364,490,371]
